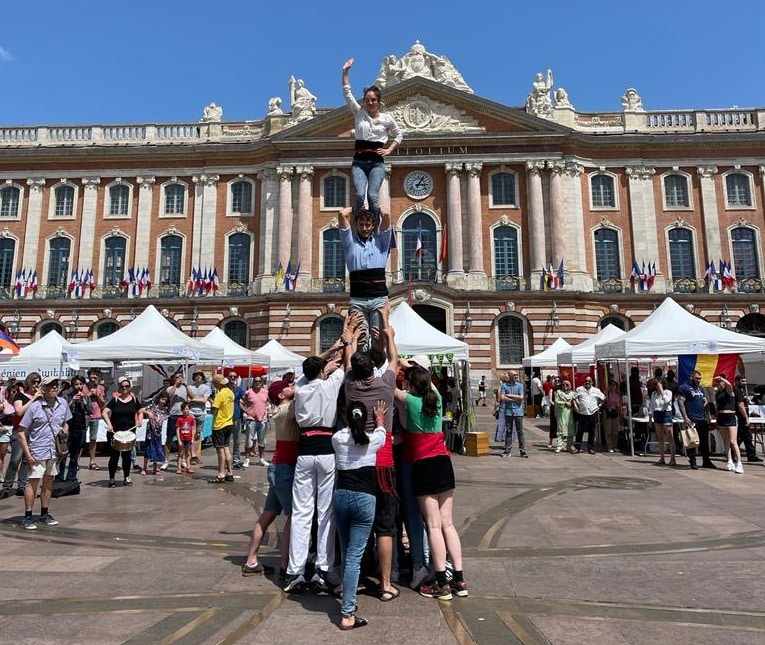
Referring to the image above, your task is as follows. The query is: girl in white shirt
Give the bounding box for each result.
[331,400,386,631]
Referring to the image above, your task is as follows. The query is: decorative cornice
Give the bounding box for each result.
[26,178,46,192]
[192,174,219,187]
[464,162,482,177]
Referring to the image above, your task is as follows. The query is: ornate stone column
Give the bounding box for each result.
[77,178,101,295]
[464,162,486,288]
[192,174,219,272]
[135,176,155,271]
[547,161,566,268]
[256,167,278,291]
[561,161,589,290]
[276,165,294,274]
[526,161,546,289]
[21,179,46,269]
[697,166,721,263]
[444,162,464,287]
[295,165,314,290]
[625,165,663,291]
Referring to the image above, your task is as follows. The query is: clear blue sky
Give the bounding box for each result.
[1,0,764,126]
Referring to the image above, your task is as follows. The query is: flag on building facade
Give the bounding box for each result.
[14,269,27,298]
[678,353,740,388]
[211,268,220,293]
[274,262,285,289]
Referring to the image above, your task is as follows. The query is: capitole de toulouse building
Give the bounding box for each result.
[1,41,764,379]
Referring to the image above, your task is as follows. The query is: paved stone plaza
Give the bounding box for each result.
[1,408,764,644]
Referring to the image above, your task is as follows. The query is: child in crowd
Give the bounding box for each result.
[175,403,196,474]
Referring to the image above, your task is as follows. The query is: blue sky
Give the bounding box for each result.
[1,0,764,126]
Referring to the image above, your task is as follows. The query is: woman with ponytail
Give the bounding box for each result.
[395,366,468,601]
[331,400,387,630]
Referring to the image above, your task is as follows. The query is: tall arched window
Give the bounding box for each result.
[402,213,437,282]
[48,238,71,288]
[591,175,615,208]
[159,235,183,286]
[223,320,247,346]
[664,175,689,208]
[103,236,126,286]
[491,172,516,206]
[497,316,525,364]
[96,321,119,338]
[227,233,251,285]
[54,185,75,216]
[109,184,130,216]
[731,226,759,279]
[0,186,20,218]
[322,228,345,292]
[40,321,63,338]
[164,184,185,215]
[231,181,253,215]
[726,173,752,207]
[319,317,343,353]
[594,228,621,279]
[668,228,695,279]
[323,176,346,209]
[493,226,519,291]
[0,238,15,295]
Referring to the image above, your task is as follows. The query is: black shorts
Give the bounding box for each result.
[212,426,232,449]
[412,455,455,497]
[374,490,399,537]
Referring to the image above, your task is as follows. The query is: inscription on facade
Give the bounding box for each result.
[396,146,469,156]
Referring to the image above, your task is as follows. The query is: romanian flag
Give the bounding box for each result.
[678,353,739,387]
[0,329,20,357]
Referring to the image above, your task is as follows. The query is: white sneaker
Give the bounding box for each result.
[734,462,744,474]
[726,460,735,471]
[159,462,169,471]
[242,459,250,468]
[260,458,270,467]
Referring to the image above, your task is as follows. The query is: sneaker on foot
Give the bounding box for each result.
[283,574,306,593]
[108,480,116,488]
[260,458,270,467]
[124,477,133,486]
[450,580,469,597]
[242,459,250,468]
[410,565,431,590]
[21,516,37,530]
[39,513,58,526]
[159,462,169,471]
[310,570,329,592]
[726,460,735,471]
[520,451,529,458]
[500,452,511,458]
[419,582,452,601]
[734,462,744,474]
[242,561,275,576]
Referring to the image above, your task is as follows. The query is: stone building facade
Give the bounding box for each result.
[1,41,764,376]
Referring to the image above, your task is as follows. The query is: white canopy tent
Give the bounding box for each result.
[389,302,469,359]
[522,337,572,368]
[594,297,765,359]
[0,330,109,379]
[199,327,271,366]
[252,339,305,372]
[557,324,626,366]
[63,305,224,365]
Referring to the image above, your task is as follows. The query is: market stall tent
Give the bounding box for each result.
[389,302,469,359]
[522,337,572,368]
[252,339,305,371]
[594,297,765,359]
[199,327,271,366]
[63,305,224,364]
[557,324,626,366]
[0,330,109,379]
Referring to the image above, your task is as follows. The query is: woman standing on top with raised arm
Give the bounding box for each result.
[342,58,402,220]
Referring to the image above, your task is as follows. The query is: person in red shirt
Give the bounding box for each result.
[175,403,196,474]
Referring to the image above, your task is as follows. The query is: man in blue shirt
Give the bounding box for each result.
[677,369,713,470]
[500,371,528,458]
[338,206,393,348]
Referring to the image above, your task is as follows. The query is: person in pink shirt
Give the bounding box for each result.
[84,369,105,470]
[240,377,270,467]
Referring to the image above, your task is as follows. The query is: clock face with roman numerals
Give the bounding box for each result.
[403,171,433,199]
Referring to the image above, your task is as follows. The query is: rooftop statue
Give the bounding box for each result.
[621,88,645,112]
[374,41,473,93]
[288,76,317,124]
[526,70,554,117]
[200,102,223,123]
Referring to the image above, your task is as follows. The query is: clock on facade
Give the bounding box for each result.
[403,171,433,199]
